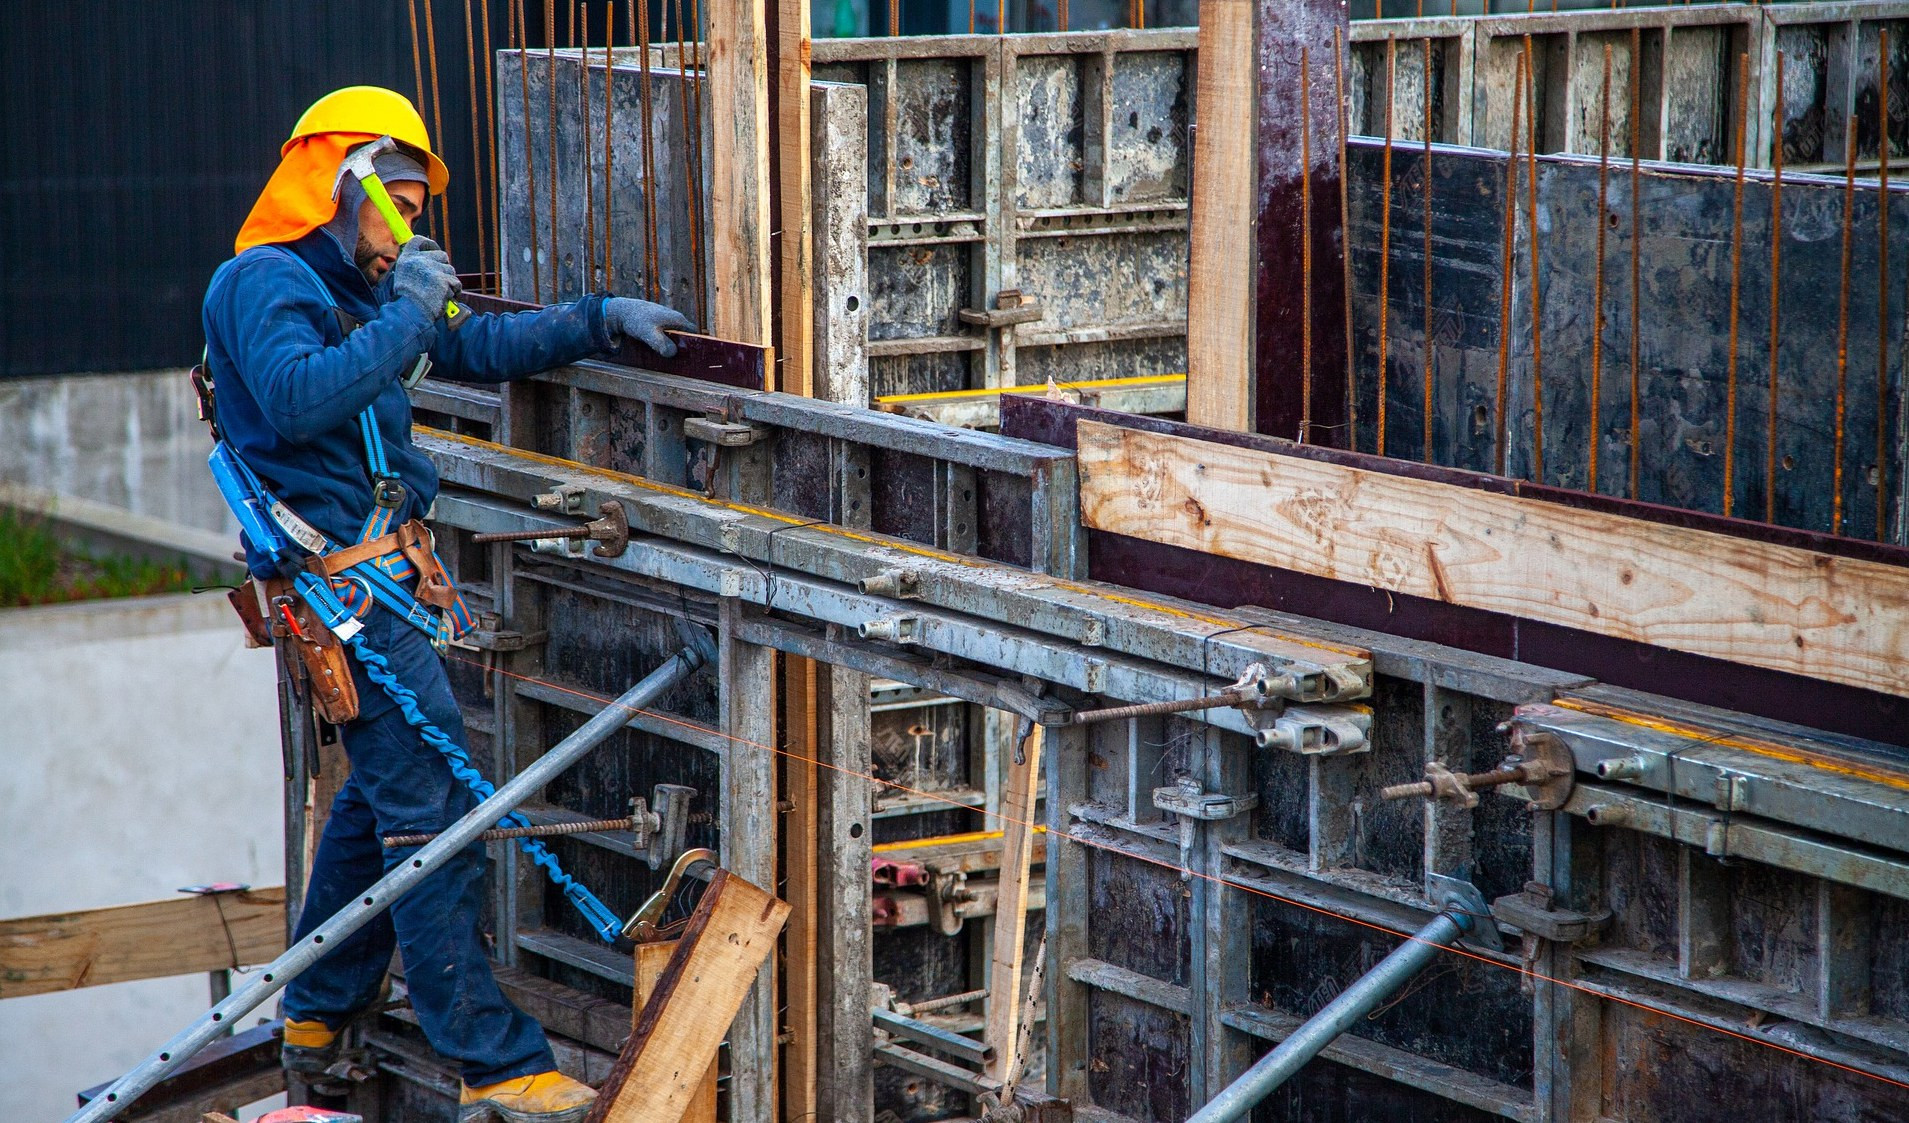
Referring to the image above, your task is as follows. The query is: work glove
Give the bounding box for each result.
[390,236,463,322]
[604,297,695,358]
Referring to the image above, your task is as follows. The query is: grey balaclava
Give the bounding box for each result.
[323,146,432,280]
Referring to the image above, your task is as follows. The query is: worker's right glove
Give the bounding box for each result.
[390,236,463,322]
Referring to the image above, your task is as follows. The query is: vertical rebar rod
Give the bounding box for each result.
[1878,29,1893,538]
[581,13,596,290]
[483,0,499,286]
[546,0,560,297]
[1379,39,1397,456]
[1301,47,1316,443]
[604,0,616,290]
[64,646,710,1123]
[1835,120,1857,535]
[465,0,490,281]
[424,0,452,256]
[1590,43,1612,492]
[408,0,433,242]
[1725,50,1749,517]
[1495,52,1526,476]
[1524,35,1544,483]
[1185,909,1472,1122]
[1422,37,1435,461]
[1336,28,1356,449]
[1628,26,1643,498]
[637,0,660,300]
[516,0,542,303]
[1768,51,1785,524]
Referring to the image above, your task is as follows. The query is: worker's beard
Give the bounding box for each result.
[352,232,387,286]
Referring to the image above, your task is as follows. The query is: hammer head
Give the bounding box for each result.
[330,135,398,200]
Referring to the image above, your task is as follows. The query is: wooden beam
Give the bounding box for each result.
[1076,420,1909,701]
[1185,0,1349,440]
[586,870,791,1123]
[982,723,1044,1082]
[708,0,776,353]
[1185,0,1255,432]
[780,653,820,1122]
[776,0,813,396]
[635,942,717,1123]
[0,888,285,999]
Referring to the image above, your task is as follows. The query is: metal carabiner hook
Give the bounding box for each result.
[621,847,719,943]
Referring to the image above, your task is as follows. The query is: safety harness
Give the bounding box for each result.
[197,247,625,943]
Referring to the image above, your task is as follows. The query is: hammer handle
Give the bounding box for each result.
[360,172,466,328]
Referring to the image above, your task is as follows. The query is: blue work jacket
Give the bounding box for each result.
[202,229,611,574]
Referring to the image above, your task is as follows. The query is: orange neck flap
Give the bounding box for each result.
[233,132,378,254]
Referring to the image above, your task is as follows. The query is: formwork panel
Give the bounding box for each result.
[1087,989,1194,1122]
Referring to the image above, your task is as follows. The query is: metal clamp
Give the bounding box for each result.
[684,416,770,447]
[531,485,587,513]
[622,847,719,943]
[959,288,1044,328]
[1490,881,1610,944]
[1249,704,1372,755]
[859,614,922,644]
[858,568,922,599]
[1154,777,1259,880]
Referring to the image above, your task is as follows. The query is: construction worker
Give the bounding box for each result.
[201,87,689,1122]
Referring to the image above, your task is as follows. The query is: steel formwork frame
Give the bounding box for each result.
[273,352,1909,1123]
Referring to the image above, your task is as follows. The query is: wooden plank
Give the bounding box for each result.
[776,0,813,397]
[1076,420,1909,701]
[707,0,776,351]
[0,888,285,998]
[587,870,792,1123]
[635,942,717,1123]
[1185,0,1256,432]
[780,653,820,1123]
[982,723,1044,1082]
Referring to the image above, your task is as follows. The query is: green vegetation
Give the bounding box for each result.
[0,508,199,607]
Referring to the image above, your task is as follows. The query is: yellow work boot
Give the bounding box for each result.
[458,1071,597,1123]
[280,1018,341,1075]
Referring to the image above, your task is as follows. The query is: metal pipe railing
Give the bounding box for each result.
[67,637,712,1123]
[1185,907,1474,1123]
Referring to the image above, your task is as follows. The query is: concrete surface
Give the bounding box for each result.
[0,369,239,540]
[0,592,285,1120]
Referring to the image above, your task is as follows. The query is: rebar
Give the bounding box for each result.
[1072,689,1252,725]
[470,525,593,544]
[1768,50,1785,523]
[1378,38,1397,456]
[1725,51,1749,517]
[1590,44,1612,491]
[1378,765,1527,802]
[382,815,640,848]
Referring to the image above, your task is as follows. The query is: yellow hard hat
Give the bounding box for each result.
[285,86,450,196]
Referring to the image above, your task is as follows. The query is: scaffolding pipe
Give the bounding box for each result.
[1184,908,1473,1123]
[65,637,713,1123]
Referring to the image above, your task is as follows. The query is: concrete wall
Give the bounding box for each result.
[0,592,284,1120]
[0,369,239,542]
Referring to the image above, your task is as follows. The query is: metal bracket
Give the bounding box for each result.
[1249,704,1372,755]
[455,620,548,653]
[959,288,1044,328]
[858,568,922,599]
[924,866,974,936]
[683,415,771,447]
[1489,881,1611,944]
[859,614,922,644]
[1426,873,1504,953]
[1155,777,1259,881]
[531,484,587,513]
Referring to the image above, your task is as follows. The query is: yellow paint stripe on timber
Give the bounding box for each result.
[876,374,1186,407]
[1551,697,1909,793]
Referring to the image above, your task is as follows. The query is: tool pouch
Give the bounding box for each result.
[263,577,361,725]
[395,520,459,611]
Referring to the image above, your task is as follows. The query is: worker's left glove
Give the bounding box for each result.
[604,297,695,359]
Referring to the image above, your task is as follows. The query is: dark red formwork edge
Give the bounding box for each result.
[460,291,766,392]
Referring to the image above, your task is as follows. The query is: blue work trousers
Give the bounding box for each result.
[280,609,554,1086]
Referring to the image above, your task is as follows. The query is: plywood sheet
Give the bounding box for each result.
[1077,419,1909,699]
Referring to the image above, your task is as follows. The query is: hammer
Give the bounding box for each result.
[333,135,466,328]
